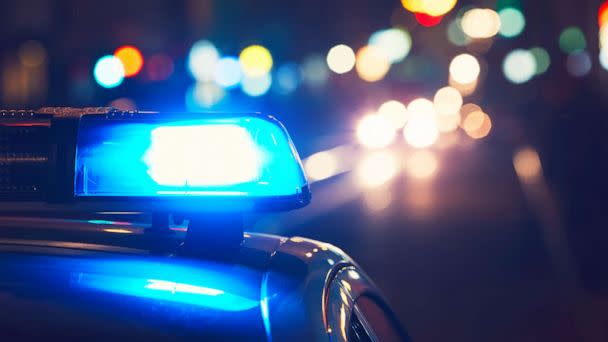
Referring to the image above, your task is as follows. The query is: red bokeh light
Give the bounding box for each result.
[414,12,444,27]
[599,1,608,27]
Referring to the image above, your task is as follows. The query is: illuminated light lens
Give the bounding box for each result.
[239,45,273,77]
[275,63,301,94]
[145,125,259,187]
[355,46,391,82]
[213,57,242,89]
[94,55,125,88]
[463,111,492,139]
[301,54,329,87]
[363,187,392,212]
[566,51,592,77]
[461,8,501,39]
[498,7,525,38]
[114,46,144,77]
[414,12,444,27]
[503,49,537,84]
[447,19,470,46]
[186,82,225,109]
[405,150,438,179]
[356,151,398,188]
[449,53,480,85]
[356,114,396,148]
[18,40,47,67]
[326,44,356,74]
[401,0,457,17]
[600,48,608,71]
[404,98,439,148]
[434,86,463,115]
[378,100,408,129]
[241,73,272,97]
[559,26,586,53]
[529,47,551,75]
[368,28,412,64]
[187,40,220,82]
[304,151,338,182]
[513,147,542,183]
[74,116,307,199]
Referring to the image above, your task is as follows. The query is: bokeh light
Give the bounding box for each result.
[462,110,492,139]
[601,25,608,48]
[326,44,356,74]
[301,54,329,87]
[559,26,586,53]
[378,100,408,129]
[498,7,525,38]
[447,19,470,46]
[529,47,551,75]
[114,46,144,77]
[368,28,412,64]
[513,147,542,183]
[449,53,480,85]
[434,86,463,115]
[186,82,225,109]
[363,187,393,212]
[241,73,272,97]
[414,12,444,27]
[187,40,220,82]
[239,45,273,77]
[145,53,174,81]
[93,55,125,88]
[18,40,47,67]
[356,114,396,148]
[566,51,592,77]
[503,49,536,84]
[305,151,339,182]
[401,0,457,17]
[356,151,398,188]
[461,8,501,39]
[599,1,608,28]
[213,57,242,89]
[436,112,461,132]
[449,76,478,96]
[355,46,391,82]
[405,150,438,179]
[275,63,301,94]
[403,98,439,148]
[600,48,608,71]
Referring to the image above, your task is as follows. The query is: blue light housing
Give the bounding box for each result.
[74,113,310,211]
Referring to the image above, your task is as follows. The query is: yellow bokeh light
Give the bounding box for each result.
[513,147,542,183]
[356,113,396,148]
[401,0,458,17]
[434,86,463,115]
[461,8,501,39]
[355,46,391,82]
[405,150,438,179]
[239,45,273,77]
[449,76,478,96]
[378,100,408,129]
[436,112,461,132]
[326,44,356,74]
[450,54,480,85]
[304,151,339,182]
[356,151,398,188]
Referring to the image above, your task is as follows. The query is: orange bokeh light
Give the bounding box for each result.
[600,2,608,27]
[114,45,144,77]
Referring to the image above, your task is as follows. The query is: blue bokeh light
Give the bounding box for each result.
[214,57,243,89]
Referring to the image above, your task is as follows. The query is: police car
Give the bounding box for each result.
[0,108,409,341]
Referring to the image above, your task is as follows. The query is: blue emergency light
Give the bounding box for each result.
[73,113,310,211]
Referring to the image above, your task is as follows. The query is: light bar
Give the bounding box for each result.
[73,113,310,210]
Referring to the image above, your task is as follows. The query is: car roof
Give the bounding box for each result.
[0,215,355,341]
